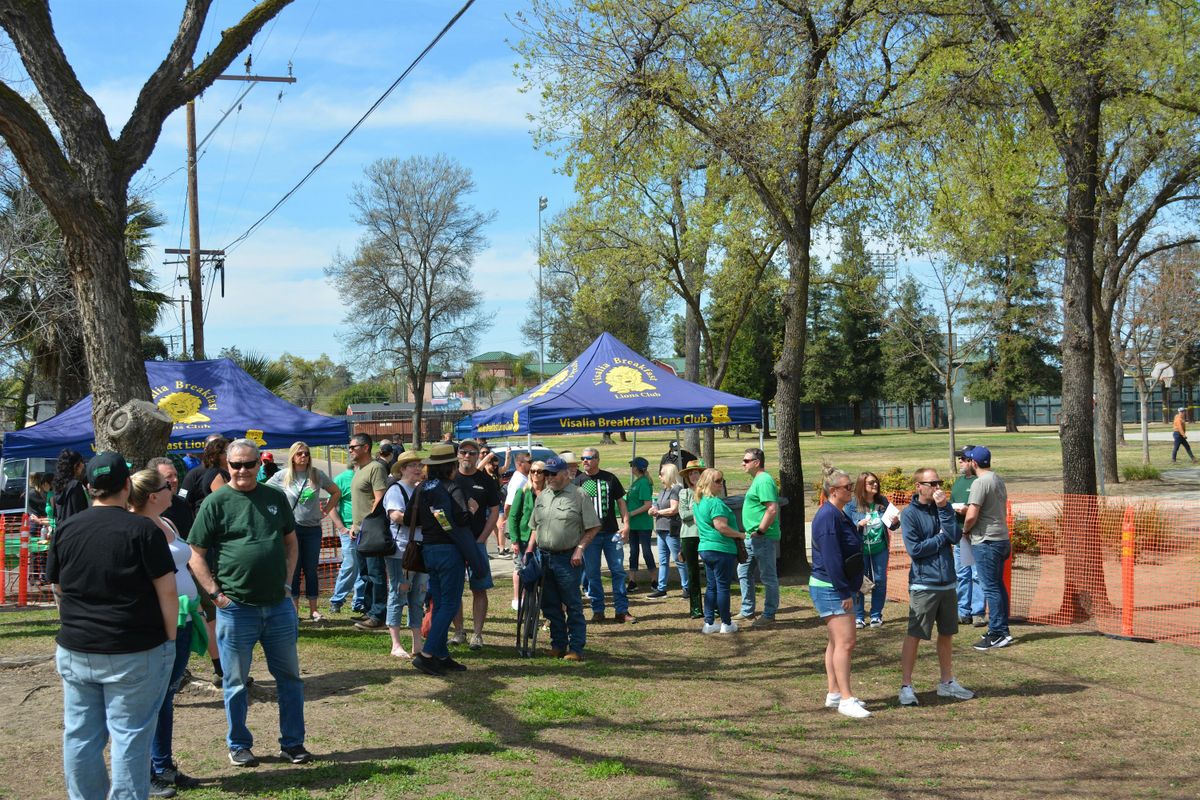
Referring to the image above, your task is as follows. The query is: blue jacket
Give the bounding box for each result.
[843,494,901,531]
[811,502,863,599]
[899,494,957,586]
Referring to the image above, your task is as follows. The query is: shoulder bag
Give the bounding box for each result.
[400,484,426,573]
[356,479,398,557]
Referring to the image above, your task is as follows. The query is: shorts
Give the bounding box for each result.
[468,542,494,591]
[809,584,849,618]
[907,588,959,640]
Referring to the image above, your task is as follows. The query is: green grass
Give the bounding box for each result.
[517,687,596,724]
[1121,463,1162,481]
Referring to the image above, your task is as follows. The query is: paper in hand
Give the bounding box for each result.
[958,536,975,566]
[881,503,900,528]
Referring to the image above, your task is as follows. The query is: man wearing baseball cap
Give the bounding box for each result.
[48,452,178,800]
[960,446,1012,650]
[950,445,985,626]
[530,457,601,660]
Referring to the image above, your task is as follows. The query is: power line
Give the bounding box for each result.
[222,0,478,254]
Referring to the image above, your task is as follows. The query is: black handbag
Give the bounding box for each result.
[356,481,397,557]
[400,485,425,573]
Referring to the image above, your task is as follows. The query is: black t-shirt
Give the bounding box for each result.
[47,505,174,653]
[164,493,195,539]
[190,466,229,511]
[180,465,208,512]
[452,470,502,537]
[574,469,627,533]
[53,479,89,525]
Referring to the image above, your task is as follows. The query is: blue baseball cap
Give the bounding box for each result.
[542,456,567,475]
[630,456,649,470]
[965,445,991,467]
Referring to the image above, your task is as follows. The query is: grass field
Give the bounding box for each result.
[1,587,1197,800]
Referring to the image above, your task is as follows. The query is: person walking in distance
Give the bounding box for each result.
[897,468,975,707]
[737,448,781,627]
[1172,407,1197,463]
[961,446,1014,651]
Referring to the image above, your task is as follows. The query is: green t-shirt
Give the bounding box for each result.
[189,484,296,606]
[950,473,976,537]
[333,469,354,528]
[351,460,388,527]
[695,495,738,555]
[626,475,654,532]
[742,471,781,540]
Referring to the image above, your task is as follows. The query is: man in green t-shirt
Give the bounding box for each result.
[188,438,310,768]
[737,448,780,626]
[328,466,365,613]
[950,446,983,626]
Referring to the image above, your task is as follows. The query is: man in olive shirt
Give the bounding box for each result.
[531,457,601,661]
[188,438,310,768]
[349,433,389,630]
[961,445,1012,651]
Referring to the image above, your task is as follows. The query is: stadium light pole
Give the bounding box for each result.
[538,195,548,381]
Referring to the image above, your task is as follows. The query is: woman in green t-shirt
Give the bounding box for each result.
[625,459,656,580]
[844,471,899,628]
[693,468,745,633]
[507,461,546,611]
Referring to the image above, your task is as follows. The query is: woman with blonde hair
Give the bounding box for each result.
[648,462,686,599]
[810,466,869,718]
[129,468,202,793]
[268,441,341,621]
[693,468,745,634]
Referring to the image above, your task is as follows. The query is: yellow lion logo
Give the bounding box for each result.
[244,429,267,447]
[525,366,571,401]
[605,365,655,395]
[711,404,731,424]
[158,392,211,423]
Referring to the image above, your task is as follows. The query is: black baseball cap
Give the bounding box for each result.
[87,451,131,492]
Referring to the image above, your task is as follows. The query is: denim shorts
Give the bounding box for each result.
[809,584,850,618]
[468,542,495,591]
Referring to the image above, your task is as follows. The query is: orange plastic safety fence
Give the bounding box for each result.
[881,492,1200,647]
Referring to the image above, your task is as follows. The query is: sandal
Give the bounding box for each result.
[309,611,323,622]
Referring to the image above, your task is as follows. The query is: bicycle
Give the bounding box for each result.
[515,545,542,657]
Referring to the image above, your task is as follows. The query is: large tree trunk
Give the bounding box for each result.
[907,400,916,433]
[775,235,810,574]
[704,428,715,464]
[411,384,426,451]
[851,400,863,436]
[67,223,171,466]
[1005,397,1018,433]
[1094,331,1121,483]
[812,402,823,437]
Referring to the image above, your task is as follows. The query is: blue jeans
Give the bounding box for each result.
[655,532,688,593]
[954,543,984,617]
[151,622,194,774]
[291,525,322,599]
[852,548,889,622]
[540,550,586,654]
[330,532,365,609]
[628,530,655,571]
[422,543,465,659]
[737,535,780,618]
[385,555,428,629]
[973,539,1011,637]
[702,549,737,625]
[356,550,388,622]
[1173,432,1195,461]
[57,640,173,800]
[216,598,305,751]
[584,532,629,615]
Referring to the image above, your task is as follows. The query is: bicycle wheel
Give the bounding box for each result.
[518,579,541,657]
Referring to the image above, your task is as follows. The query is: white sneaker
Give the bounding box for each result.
[838,698,871,718]
[511,599,519,611]
[719,622,739,634]
[825,692,842,708]
[937,678,975,700]
[899,685,919,706]
[701,622,720,634]
[449,631,467,646]
[469,633,483,650]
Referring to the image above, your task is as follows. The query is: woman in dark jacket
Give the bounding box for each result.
[408,443,475,677]
[844,471,900,629]
[52,449,88,525]
[809,466,870,719]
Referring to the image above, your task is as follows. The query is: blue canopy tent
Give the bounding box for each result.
[2,358,347,459]
[457,333,761,439]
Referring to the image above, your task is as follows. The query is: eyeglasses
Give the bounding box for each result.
[917,480,944,487]
[152,484,172,494]
[459,450,479,457]
[865,479,878,485]
[530,469,546,475]
[832,483,852,492]
[348,444,365,450]
[742,458,757,463]
[580,455,597,460]
[296,452,310,458]
[229,460,260,471]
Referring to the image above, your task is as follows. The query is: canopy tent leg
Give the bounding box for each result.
[631,431,637,471]
[759,426,764,450]
[325,445,332,475]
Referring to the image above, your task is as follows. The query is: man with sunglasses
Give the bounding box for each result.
[452,439,501,649]
[737,448,780,626]
[961,446,1012,650]
[188,438,311,767]
[575,448,636,623]
[896,468,975,706]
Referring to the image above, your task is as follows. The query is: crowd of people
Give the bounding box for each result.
[40,430,1014,797]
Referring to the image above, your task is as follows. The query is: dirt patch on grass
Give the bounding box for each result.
[1,586,1198,799]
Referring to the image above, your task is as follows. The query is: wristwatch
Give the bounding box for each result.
[208,590,223,600]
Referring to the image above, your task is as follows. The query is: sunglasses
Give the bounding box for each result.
[459,450,479,457]
[713,477,725,483]
[581,455,597,461]
[530,469,546,475]
[832,483,852,492]
[917,480,944,487]
[152,484,172,494]
[229,460,260,471]
[742,457,757,463]
[348,444,366,450]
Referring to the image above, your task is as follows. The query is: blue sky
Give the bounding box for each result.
[46,0,575,369]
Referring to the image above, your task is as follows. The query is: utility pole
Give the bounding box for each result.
[169,58,296,360]
[179,296,188,357]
